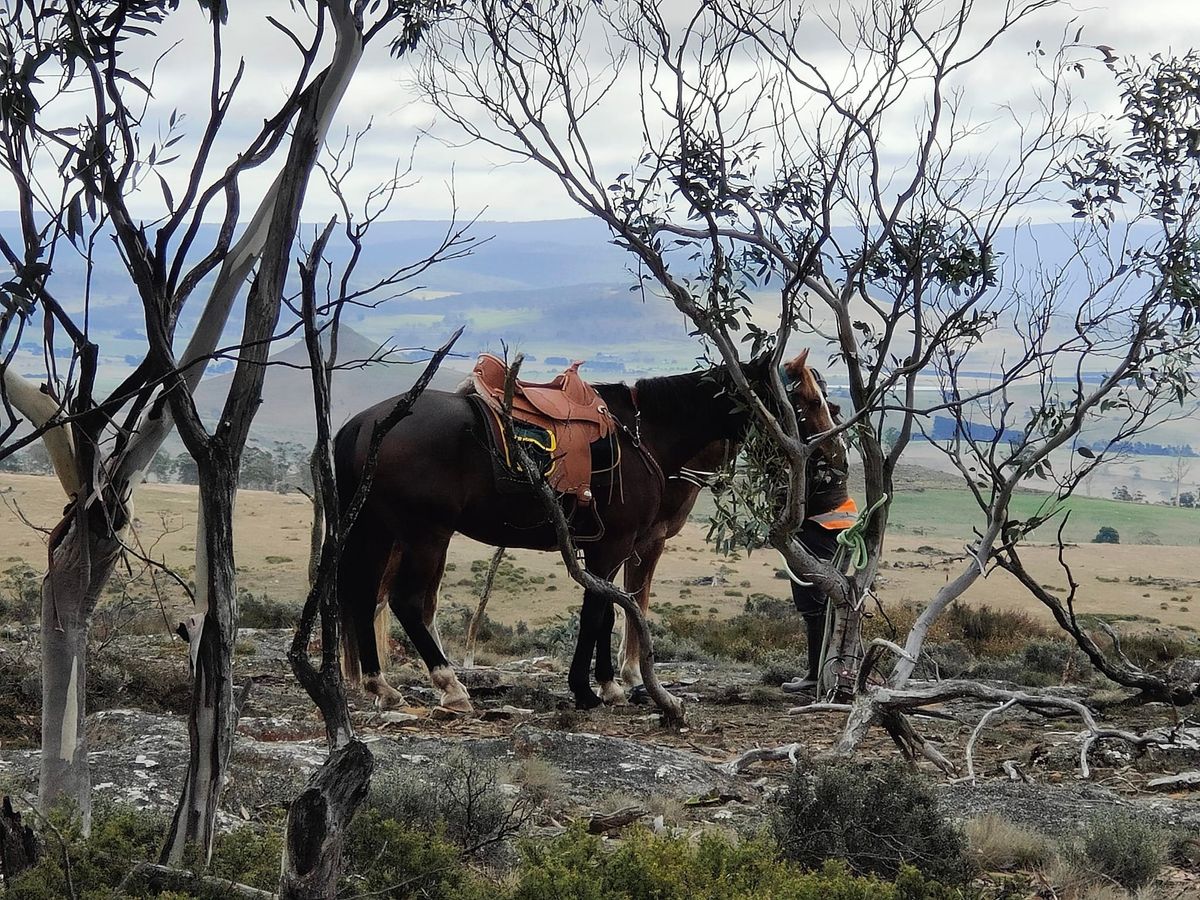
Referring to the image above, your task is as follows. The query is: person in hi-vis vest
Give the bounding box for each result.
[779,365,858,694]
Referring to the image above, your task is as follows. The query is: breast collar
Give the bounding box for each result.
[626,384,731,489]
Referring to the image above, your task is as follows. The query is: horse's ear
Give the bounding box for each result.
[745,352,774,381]
[782,349,809,382]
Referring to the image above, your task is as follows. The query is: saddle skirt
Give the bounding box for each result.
[470,353,615,505]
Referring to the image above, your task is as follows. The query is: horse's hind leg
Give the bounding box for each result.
[595,600,626,706]
[339,528,406,709]
[388,537,473,713]
[618,539,663,696]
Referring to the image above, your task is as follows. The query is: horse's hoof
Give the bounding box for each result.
[627,684,650,705]
[574,691,604,710]
[599,681,627,706]
[439,696,475,715]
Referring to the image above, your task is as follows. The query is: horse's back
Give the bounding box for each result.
[335,390,485,528]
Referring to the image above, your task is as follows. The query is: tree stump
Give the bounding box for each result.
[0,796,39,883]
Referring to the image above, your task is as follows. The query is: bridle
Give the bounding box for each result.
[669,438,732,489]
[622,383,733,490]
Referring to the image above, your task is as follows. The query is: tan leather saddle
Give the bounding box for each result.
[471,353,615,505]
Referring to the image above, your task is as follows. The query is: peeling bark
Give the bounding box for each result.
[38,513,120,831]
[161,466,240,865]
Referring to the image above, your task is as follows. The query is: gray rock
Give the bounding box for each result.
[937,779,1200,832]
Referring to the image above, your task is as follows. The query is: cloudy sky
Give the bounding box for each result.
[4,0,1197,224]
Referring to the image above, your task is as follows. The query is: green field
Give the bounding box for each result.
[693,487,1200,546]
[889,489,1200,546]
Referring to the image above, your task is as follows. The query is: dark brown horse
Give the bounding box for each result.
[334,357,777,711]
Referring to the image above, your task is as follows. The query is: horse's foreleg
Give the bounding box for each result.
[570,588,607,709]
[618,540,663,691]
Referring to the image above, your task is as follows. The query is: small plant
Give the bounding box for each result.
[0,564,40,623]
[367,749,535,856]
[964,815,1053,871]
[238,589,296,629]
[1093,525,1120,544]
[509,825,960,899]
[1070,812,1166,890]
[772,755,972,884]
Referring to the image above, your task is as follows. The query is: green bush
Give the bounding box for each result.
[662,595,802,665]
[1093,526,1120,544]
[973,639,1095,688]
[772,756,972,885]
[237,590,296,629]
[0,563,40,623]
[1074,812,1166,890]
[6,800,970,900]
[435,603,580,661]
[342,808,493,899]
[5,804,280,899]
[0,647,41,746]
[509,825,962,900]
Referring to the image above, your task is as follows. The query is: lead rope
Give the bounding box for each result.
[815,492,890,697]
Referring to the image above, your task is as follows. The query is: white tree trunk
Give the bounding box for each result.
[38,514,120,831]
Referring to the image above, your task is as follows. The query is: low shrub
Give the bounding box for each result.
[757,649,811,685]
[343,809,494,899]
[964,815,1053,872]
[509,825,963,900]
[663,594,802,664]
[4,803,278,899]
[1071,812,1166,891]
[772,755,972,885]
[973,639,1096,688]
[943,603,1048,658]
[366,748,533,856]
[0,647,41,746]
[434,603,580,661]
[89,651,193,715]
[1106,630,1197,671]
[5,800,970,900]
[0,563,40,623]
[237,590,296,629]
[865,602,1049,660]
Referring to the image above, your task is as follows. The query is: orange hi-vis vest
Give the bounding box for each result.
[807,497,858,531]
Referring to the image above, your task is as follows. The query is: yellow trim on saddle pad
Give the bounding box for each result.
[486,406,559,480]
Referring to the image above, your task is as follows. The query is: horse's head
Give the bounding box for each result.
[782,349,838,438]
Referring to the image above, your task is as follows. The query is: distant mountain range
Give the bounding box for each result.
[190,326,473,441]
[2,212,1187,450]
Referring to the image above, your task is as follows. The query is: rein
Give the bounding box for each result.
[613,384,665,493]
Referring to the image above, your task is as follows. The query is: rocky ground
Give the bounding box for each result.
[2,628,1197,850]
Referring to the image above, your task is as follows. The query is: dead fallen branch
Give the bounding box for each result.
[721,743,802,775]
[793,677,1172,779]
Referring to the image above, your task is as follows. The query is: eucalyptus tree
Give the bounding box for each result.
[421,0,1197,749]
[0,0,443,860]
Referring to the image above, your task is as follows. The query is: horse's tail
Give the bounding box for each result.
[334,417,368,685]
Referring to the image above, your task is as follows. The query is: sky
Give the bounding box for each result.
[2,0,1198,224]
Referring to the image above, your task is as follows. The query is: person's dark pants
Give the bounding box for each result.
[788,521,842,681]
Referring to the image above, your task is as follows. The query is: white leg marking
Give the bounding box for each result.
[599,680,627,706]
[363,673,406,709]
[430,664,473,714]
